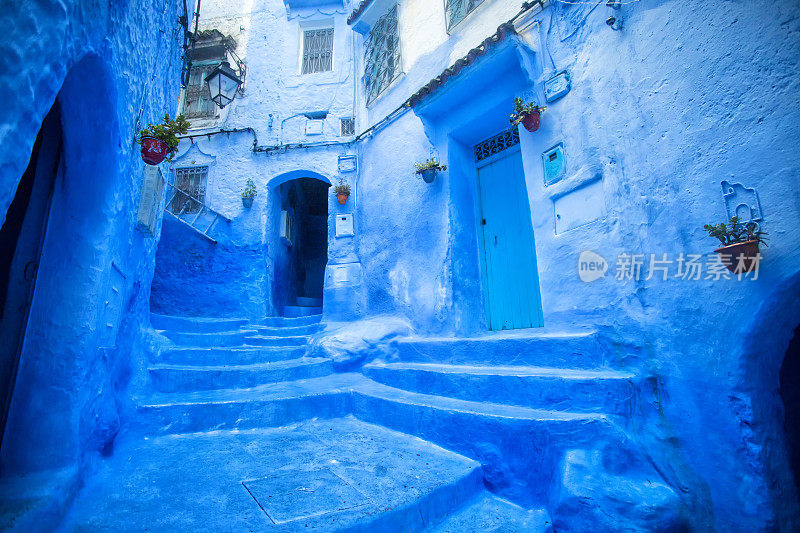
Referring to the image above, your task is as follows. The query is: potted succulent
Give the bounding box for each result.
[704,216,768,273]
[241,178,257,208]
[414,158,447,184]
[334,179,351,205]
[138,114,190,165]
[510,97,546,132]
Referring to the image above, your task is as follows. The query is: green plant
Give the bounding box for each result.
[414,158,447,173]
[333,179,351,196]
[703,216,768,247]
[242,178,257,199]
[509,97,546,125]
[139,114,190,161]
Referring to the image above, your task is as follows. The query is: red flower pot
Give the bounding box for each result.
[140,136,169,165]
[521,111,541,132]
[714,240,761,273]
[336,193,349,205]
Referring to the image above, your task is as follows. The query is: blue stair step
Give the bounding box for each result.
[160,329,254,347]
[283,305,323,318]
[244,334,309,347]
[258,315,322,327]
[148,358,334,393]
[431,492,553,532]
[254,323,323,336]
[391,331,607,369]
[362,361,636,416]
[150,313,249,333]
[296,296,322,307]
[157,346,309,366]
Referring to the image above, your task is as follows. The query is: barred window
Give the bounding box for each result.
[445,0,485,31]
[182,63,220,119]
[302,28,334,74]
[172,166,208,214]
[364,5,401,105]
[340,117,355,137]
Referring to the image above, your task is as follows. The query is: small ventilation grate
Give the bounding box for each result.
[340,117,355,137]
[474,126,520,163]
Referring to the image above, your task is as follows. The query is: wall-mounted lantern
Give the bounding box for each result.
[205,61,243,109]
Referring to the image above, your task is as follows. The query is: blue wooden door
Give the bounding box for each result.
[477,147,544,330]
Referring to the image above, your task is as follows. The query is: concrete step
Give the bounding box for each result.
[244,334,309,347]
[157,346,309,366]
[150,313,249,333]
[283,305,323,318]
[134,374,360,435]
[258,315,322,327]
[348,379,626,508]
[431,492,553,532]
[58,418,485,532]
[296,296,322,307]
[391,331,607,369]
[148,357,335,393]
[254,322,323,336]
[160,329,255,347]
[362,361,636,416]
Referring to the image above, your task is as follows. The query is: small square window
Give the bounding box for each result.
[445,0,485,32]
[340,117,355,137]
[302,27,334,74]
[171,166,208,214]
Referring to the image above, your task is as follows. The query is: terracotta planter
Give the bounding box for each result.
[714,240,761,273]
[419,168,437,183]
[521,111,541,132]
[242,196,254,208]
[140,136,169,165]
[336,193,349,205]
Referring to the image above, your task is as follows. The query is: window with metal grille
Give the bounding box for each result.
[445,0,485,32]
[340,117,355,136]
[302,28,334,74]
[171,166,208,214]
[364,5,401,104]
[182,63,221,119]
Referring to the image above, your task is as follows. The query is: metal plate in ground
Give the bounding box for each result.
[242,468,370,524]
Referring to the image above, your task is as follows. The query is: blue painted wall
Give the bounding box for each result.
[0,0,186,526]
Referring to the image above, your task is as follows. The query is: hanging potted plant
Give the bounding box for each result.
[510,97,546,133]
[703,216,768,273]
[138,114,190,165]
[241,178,257,208]
[414,158,447,184]
[333,179,351,205]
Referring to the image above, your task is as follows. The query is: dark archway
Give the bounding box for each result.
[273,177,329,317]
[780,325,800,502]
[0,54,122,475]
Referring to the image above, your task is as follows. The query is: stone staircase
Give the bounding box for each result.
[59,315,684,531]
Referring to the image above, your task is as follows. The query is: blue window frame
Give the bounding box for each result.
[445,0,485,32]
[364,4,401,104]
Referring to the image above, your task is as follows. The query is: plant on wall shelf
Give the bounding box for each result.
[334,179,351,205]
[414,158,447,184]
[510,97,546,133]
[704,216,768,273]
[241,178,257,208]
[138,114,190,165]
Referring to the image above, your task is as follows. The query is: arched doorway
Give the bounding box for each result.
[271,175,329,317]
[781,325,800,501]
[0,54,122,475]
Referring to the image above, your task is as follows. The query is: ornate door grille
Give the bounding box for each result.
[445,0,485,31]
[302,28,334,74]
[364,5,401,104]
[171,166,208,214]
[474,127,520,164]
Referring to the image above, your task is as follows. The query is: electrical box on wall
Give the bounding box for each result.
[338,155,358,173]
[136,165,164,236]
[542,143,566,186]
[554,179,606,234]
[335,213,354,238]
[544,71,571,102]
[305,119,324,135]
